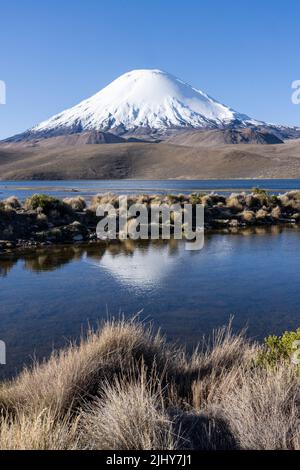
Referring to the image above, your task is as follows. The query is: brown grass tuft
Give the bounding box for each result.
[0,409,80,450]
[0,318,299,450]
[63,196,86,212]
[79,369,177,450]
[2,196,21,210]
[220,364,300,449]
[0,318,172,415]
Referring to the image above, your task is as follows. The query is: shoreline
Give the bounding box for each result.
[1,189,300,252]
[2,185,300,194]
[2,176,300,181]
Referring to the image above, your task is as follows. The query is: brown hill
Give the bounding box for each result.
[0,139,300,180]
[166,128,284,147]
[1,130,127,149]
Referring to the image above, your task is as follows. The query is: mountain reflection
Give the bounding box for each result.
[0,226,285,278]
[0,239,180,276]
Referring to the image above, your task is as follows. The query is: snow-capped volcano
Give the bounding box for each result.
[23,69,260,139]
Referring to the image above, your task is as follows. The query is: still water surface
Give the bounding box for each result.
[1,179,300,200]
[1,226,300,378]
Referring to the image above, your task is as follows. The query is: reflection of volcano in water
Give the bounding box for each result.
[93,242,182,288]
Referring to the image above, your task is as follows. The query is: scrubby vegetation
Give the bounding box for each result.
[63,196,87,212]
[0,318,299,450]
[24,194,71,215]
[2,190,300,251]
[258,328,300,368]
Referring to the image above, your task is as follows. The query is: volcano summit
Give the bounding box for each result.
[10,69,264,141]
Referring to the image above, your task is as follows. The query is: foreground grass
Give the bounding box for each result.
[0,318,299,450]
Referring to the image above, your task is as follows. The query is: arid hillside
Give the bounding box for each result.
[0,138,300,180]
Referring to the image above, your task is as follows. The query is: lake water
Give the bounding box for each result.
[1,226,300,379]
[1,179,300,201]
[1,179,300,379]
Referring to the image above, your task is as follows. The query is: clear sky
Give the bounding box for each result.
[0,0,300,139]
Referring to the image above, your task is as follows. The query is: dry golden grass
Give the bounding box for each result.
[79,370,177,450]
[63,196,86,212]
[220,364,300,450]
[0,317,299,450]
[0,409,80,450]
[226,194,245,212]
[2,196,21,210]
[0,318,172,415]
[240,210,256,222]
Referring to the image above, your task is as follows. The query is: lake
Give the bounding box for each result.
[1,225,300,379]
[1,178,300,201]
[1,179,300,379]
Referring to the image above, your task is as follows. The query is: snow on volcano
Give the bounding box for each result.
[29,69,259,138]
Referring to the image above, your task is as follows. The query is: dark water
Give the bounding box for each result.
[1,179,300,200]
[1,226,300,379]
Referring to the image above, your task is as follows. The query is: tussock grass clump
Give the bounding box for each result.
[240,210,256,223]
[79,371,176,450]
[0,199,18,216]
[0,318,172,415]
[226,193,245,212]
[251,188,274,207]
[90,193,119,211]
[0,318,299,450]
[0,409,80,450]
[221,365,300,450]
[63,197,86,212]
[256,208,269,220]
[271,205,282,219]
[24,194,71,216]
[2,196,21,210]
[279,191,300,211]
[186,322,256,409]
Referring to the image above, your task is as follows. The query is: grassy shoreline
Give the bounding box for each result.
[1,189,300,252]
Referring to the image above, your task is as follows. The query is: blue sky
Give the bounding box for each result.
[0,0,300,139]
